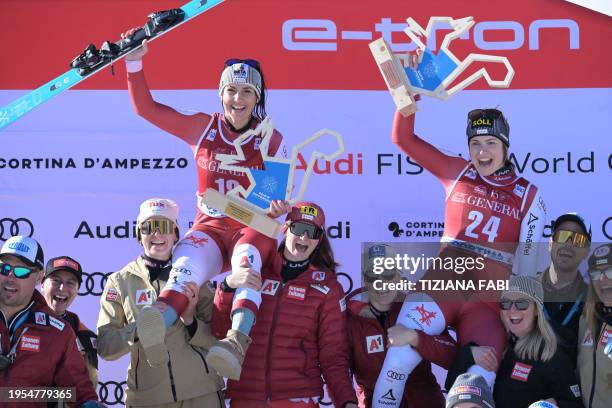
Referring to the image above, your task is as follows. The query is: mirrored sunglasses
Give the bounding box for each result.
[553,229,590,248]
[140,219,173,235]
[289,221,323,240]
[0,262,36,279]
[588,267,612,281]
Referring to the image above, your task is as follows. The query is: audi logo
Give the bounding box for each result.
[97,380,126,405]
[336,272,354,296]
[79,272,112,297]
[0,217,34,242]
[387,370,407,380]
[603,216,611,241]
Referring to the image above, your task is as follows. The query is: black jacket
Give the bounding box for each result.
[493,338,584,408]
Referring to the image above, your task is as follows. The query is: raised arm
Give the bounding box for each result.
[124,37,211,148]
[392,110,467,186]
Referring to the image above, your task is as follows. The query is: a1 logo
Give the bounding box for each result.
[366,334,384,354]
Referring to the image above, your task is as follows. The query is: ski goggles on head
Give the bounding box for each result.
[468,108,503,121]
[552,229,590,248]
[500,298,532,311]
[289,221,324,240]
[224,58,260,70]
[0,262,37,279]
[588,267,612,281]
[139,219,174,235]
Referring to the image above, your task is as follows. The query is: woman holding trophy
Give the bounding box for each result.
[122,33,289,378]
[371,58,546,405]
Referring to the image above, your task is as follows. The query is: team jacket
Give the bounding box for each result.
[211,258,357,406]
[0,290,98,407]
[97,257,224,406]
[493,338,584,408]
[346,288,458,408]
[392,111,546,276]
[62,310,98,387]
[577,314,612,408]
[128,68,286,230]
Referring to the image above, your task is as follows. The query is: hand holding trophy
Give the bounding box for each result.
[370,16,515,116]
[202,117,344,238]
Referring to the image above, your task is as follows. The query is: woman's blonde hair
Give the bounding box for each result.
[505,302,557,362]
[583,283,605,336]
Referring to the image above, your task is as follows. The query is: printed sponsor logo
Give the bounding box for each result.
[310,284,330,295]
[388,220,444,238]
[287,285,307,301]
[513,184,526,197]
[34,312,46,325]
[570,384,581,398]
[261,279,281,296]
[581,330,594,346]
[412,304,437,327]
[465,169,477,180]
[49,316,65,331]
[53,258,79,270]
[295,152,363,175]
[366,334,384,353]
[207,129,217,142]
[452,385,482,396]
[20,335,41,352]
[106,288,119,302]
[135,289,154,306]
[510,362,532,382]
[339,297,347,312]
[312,271,326,281]
[282,18,580,52]
[386,370,407,380]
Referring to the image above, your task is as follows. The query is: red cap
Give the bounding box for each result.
[285,202,325,229]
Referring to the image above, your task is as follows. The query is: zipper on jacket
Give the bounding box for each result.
[191,345,210,374]
[134,348,140,390]
[265,282,284,400]
[167,359,178,402]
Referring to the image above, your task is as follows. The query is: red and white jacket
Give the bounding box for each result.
[211,255,357,406]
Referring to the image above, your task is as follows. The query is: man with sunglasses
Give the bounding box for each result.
[0,236,100,406]
[97,198,225,407]
[537,212,591,361]
[121,32,289,374]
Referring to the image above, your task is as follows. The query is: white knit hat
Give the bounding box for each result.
[219,62,262,98]
[137,198,179,226]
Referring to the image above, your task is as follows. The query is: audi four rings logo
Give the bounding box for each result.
[336,271,354,296]
[0,217,34,241]
[387,370,407,380]
[97,380,126,405]
[79,272,112,297]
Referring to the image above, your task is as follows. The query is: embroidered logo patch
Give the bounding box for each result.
[366,334,384,353]
[20,335,41,352]
[510,362,532,382]
[287,285,307,301]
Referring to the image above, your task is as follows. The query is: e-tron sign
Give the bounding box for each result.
[282,18,579,52]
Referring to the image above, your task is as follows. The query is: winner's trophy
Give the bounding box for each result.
[202,117,344,238]
[370,16,515,116]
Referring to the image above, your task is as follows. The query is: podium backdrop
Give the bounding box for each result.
[1,0,611,405]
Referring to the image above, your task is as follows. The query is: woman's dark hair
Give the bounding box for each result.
[252,66,267,121]
[278,230,339,273]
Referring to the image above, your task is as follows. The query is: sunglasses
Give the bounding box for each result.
[0,262,37,279]
[289,221,323,240]
[468,108,503,121]
[224,58,260,70]
[589,267,612,281]
[552,229,590,248]
[500,298,532,311]
[140,219,174,235]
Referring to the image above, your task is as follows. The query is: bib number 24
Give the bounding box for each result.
[464,210,500,243]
